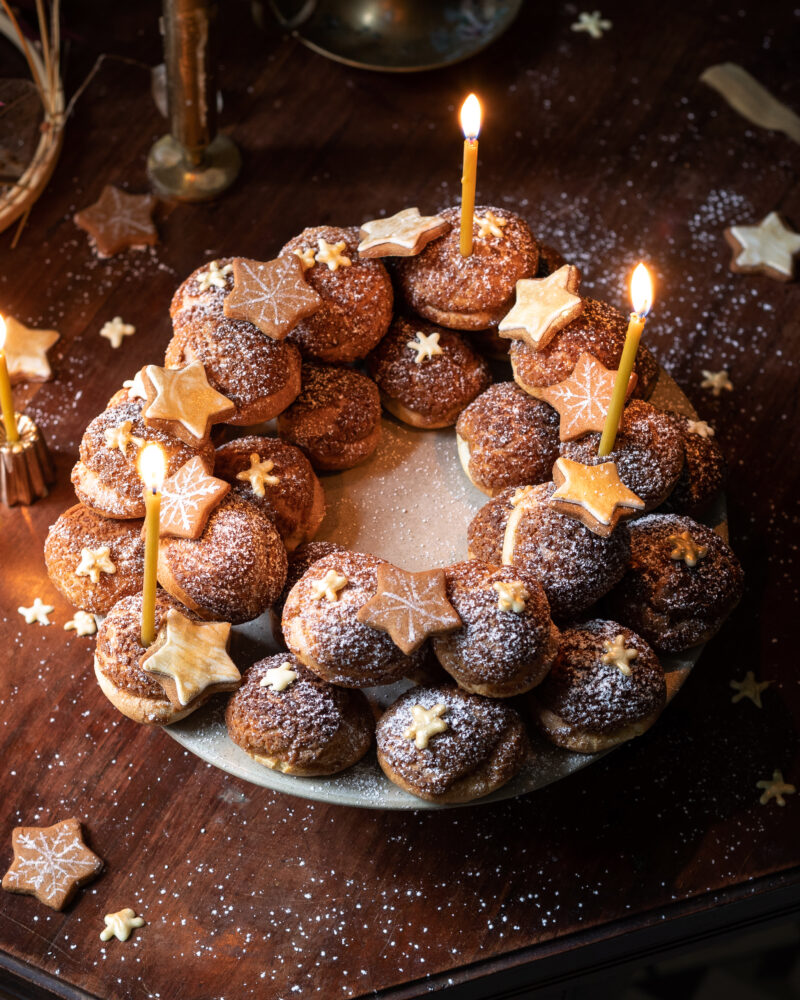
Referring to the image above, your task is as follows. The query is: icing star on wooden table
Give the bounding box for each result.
[474,211,508,239]
[100,316,135,349]
[75,546,116,584]
[236,453,280,496]
[104,420,145,458]
[686,419,715,438]
[550,456,645,537]
[667,530,708,567]
[311,569,348,602]
[18,598,54,625]
[74,185,158,257]
[730,671,772,708]
[223,256,323,339]
[2,819,103,910]
[724,211,800,281]
[159,457,230,539]
[756,770,796,807]
[314,238,351,271]
[358,207,450,258]
[403,703,448,750]
[100,907,145,943]
[498,265,583,352]
[493,580,529,613]
[571,10,612,38]
[196,260,232,291]
[64,611,97,637]
[602,634,639,676]
[2,315,59,383]
[528,351,633,440]
[357,565,461,655]
[406,330,443,364]
[260,662,298,692]
[140,609,240,708]
[700,369,733,396]
[142,361,235,447]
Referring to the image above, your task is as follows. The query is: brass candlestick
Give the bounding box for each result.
[147,0,240,201]
[0,414,54,506]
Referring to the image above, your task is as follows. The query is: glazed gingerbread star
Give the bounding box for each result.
[159,457,230,539]
[550,456,645,537]
[223,256,323,339]
[142,361,235,447]
[2,315,60,383]
[357,564,461,655]
[358,207,451,258]
[498,265,583,351]
[74,185,158,257]
[724,212,800,281]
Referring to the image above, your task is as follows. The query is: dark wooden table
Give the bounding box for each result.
[1,2,798,997]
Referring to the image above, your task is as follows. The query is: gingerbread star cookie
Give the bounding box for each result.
[724,212,800,281]
[528,351,636,441]
[2,315,60,383]
[223,256,323,339]
[141,361,235,446]
[357,564,462,655]
[140,609,240,708]
[74,185,158,257]
[2,819,103,910]
[550,456,645,537]
[159,457,230,539]
[498,265,583,351]
[358,207,451,258]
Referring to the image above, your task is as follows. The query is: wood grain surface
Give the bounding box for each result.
[0,1,798,998]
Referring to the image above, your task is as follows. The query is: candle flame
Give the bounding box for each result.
[0,315,6,351]
[460,94,482,140]
[630,263,653,317]
[138,443,166,492]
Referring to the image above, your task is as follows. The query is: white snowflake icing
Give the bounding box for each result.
[13,824,98,901]
[159,458,228,537]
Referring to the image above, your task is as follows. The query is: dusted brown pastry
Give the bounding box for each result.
[215,436,325,552]
[468,483,630,620]
[530,619,666,753]
[605,513,744,653]
[433,561,559,698]
[510,298,658,400]
[559,400,684,512]
[71,398,214,520]
[394,206,540,330]
[282,551,423,687]
[664,415,726,517]
[456,382,561,496]
[157,494,288,624]
[376,685,529,804]
[45,503,144,615]
[277,363,381,471]
[278,225,393,362]
[225,653,374,776]
[366,316,491,429]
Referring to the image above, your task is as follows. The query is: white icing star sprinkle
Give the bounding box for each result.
[122,370,147,400]
[700,370,733,396]
[100,908,145,942]
[235,453,280,497]
[293,247,317,271]
[403,703,448,750]
[18,598,54,625]
[100,316,135,349]
[571,10,612,38]
[406,330,443,364]
[315,239,351,271]
[64,611,97,637]
[310,570,348,602]
[756,770,796,807]
[601,634,639,676]
[474,211,508,239]
[260,662,298,692]
[493,580,529,613]
[686,419,715,438]
[104,420,145,458]
[730,671,772,708]
[75,546,116,584]
[197,260,233,291]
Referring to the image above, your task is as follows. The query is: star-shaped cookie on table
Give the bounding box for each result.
[140,609,240,708]
[550,456,645,537]
[159,457,229,539]
[141,361,236,447]
[74,185,158,257]
[223,256,323,340]
[357,564,462,655]
[528,351,636,441]
[724,212,800,282]
[2,315,60,383]
[498,265,583,352]
[2,818,103,910]
[358,207,451,258]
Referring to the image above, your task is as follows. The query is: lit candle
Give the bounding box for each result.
[139,443,166,646]
[598,264,654,456]
[0,316,19,444]
[459,93,482,258]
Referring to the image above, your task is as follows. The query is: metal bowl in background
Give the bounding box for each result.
[263,0,523,72]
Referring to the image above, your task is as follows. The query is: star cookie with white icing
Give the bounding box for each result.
[498,265,583,352]
[159,457,230,539]
[140,609,241,708]
[100,316,135,349]
[357,564,461,655]
[223,256,323,339]
[100,908,145,942]
[142,361,236,447]
[550,456,645,537]
[74,185,158,257]
[358,207,451,258]
[2,315,60,383]
[725,212,800,281]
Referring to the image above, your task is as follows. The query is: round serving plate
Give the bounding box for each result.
[167,369,725,809]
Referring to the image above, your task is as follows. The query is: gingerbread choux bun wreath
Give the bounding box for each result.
[50,204,743,806]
